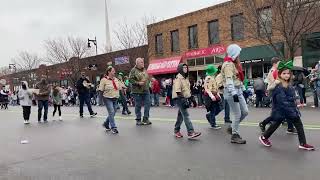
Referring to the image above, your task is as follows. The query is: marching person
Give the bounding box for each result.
[203,64,222,129]
[129,57,152,126]
[18,81,33,124]
[222,44,248,144]
[172,63,201,139]
[35,76,50,123]
[99,66,124,134]
[259,60,315,151]
[52,85,63,121]
[118,72,131,115]
[76,72,97,118]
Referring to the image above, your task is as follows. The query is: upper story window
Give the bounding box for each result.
[258,7,272,37]
[231,13,244,40]
[155,34,163,54]
[208,20,220,44]
[171,30,180,52]
[188,25,198,49]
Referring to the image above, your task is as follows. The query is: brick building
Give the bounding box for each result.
[146,0,320,82]
[1,45,148,91]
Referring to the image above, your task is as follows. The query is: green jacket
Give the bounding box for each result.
[129,66,150,94]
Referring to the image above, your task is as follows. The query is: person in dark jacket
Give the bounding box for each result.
[258,60,314,151]
[35,77,50,122]
[76,72,97,118]
[253,77,265,108]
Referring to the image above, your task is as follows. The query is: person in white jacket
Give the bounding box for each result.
[18,81,33,124]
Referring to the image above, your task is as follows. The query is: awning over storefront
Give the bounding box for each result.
[240,42,284,62]
[147,56,182,75]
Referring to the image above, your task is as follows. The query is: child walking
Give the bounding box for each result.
[52,85,63,121]
[18,81,33,124]
[259,60,315,151]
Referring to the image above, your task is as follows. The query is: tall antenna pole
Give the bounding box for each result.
[105,0,112,52]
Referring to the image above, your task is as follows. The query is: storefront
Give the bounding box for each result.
[183,45,226,82]
[240,43,284,79]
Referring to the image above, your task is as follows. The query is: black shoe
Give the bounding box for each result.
[102,123,111,131]
[259,122,266,133]
[227,126,232,135]
[90,112,97,118]
[287,128,298,135]
[136,121,144,126]
[80,115,84,118]
[127,111,131,115]
[224,119,232,124]
[38,120,41,123]
[142,117,152,125]
[111,128,119,134]
[231,134,246,144]
[43,120,48,123]
[122,111,127,115]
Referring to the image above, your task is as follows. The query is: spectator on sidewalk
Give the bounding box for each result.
[151,78,161,106]
[253,77,266,108]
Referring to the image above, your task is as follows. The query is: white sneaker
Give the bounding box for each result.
[311,105,316,108]
[303,104,307,107]
[59,117,63,121]
[26,120,30,124]
[24,120,28,124]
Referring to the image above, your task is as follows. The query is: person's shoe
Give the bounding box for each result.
[224,119,232,124]
[26,120,30,124]
[59,117,63,121]
[43,120,48,123]
[90,112,98,118]
[80,115,84,118]
[127,111,132,115]
[231,134,246,144]
[303,104,307,107]
[24,120,28,124]
[122,111,127,115]
[142,117,152,125]
[102,123,111,131]
[174,132,183,138]
[299,144,315,151]
[287,128,298,135]
[187,132,201,140]
[210,125,222,130]
[205,113,210,122]
[259,136,272,147]
[136,119,144,126]
[111,128,119,134]
[311,105,316,108]
[259,122,266,133]
[227,126,232,135]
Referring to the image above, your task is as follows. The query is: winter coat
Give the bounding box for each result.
[52,91,63,105]
[151,80,161,94]
[18,81,33,106]
[271,84,300,120]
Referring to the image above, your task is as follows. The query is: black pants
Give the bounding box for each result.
[255,90,264,107]
[53,105,62,116]
[22,106,31,120]
[263,117,307,145]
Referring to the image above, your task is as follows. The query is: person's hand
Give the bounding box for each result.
[211,96,216,101]
[138,81,145,86]
[275,80,281,85]
[233,94,239,102]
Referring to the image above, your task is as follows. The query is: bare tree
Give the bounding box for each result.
[113,15,158,50]
[241,0,320,59]
[0,67,11,76]
[11,51,42,71]
[43,36,94,86]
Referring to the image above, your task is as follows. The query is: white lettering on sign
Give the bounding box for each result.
[149,59,180,70]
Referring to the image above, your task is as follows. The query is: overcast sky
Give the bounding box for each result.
[0,0,228,67]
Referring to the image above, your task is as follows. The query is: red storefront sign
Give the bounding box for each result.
[147,56,182,75]
[183,45,226,59]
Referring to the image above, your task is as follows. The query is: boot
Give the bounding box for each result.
[142,117,152,125]
[231,134,246,144]
[136,118,143,126]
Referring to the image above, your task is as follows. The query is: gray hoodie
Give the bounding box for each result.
[18,81,32,106]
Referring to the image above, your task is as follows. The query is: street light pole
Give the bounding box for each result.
[88,37,98,55]
[9,64,16,73]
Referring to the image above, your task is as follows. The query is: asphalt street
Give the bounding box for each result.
[0,105,320,180]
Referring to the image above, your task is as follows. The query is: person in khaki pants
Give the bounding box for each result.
[172,63,201,140]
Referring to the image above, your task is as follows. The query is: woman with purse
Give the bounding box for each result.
[204,65,222,129]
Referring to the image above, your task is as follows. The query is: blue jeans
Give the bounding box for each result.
[103,98,117,129]
[224,98,230,122]
[153,93,160,106]
[79,93,94,116]
[174,98,194,133]
[224,88,249,135]
[38,100,48,121]
[207,103,221,127]
[133,91,151,120]
[295,85,304,104]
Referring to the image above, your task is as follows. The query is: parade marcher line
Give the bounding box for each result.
[5,110,320,130]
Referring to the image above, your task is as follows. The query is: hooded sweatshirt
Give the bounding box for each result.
[172,64,191,99]
[18,81,33,106]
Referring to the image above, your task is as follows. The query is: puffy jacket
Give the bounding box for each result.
[271,84,300,120]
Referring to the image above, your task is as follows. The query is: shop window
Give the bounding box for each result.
[187,59,196,66]
[196,58,205,66]
[155,34,163,54]
[231,13,244,40]
[258,7,272,37]
[188,25,198,49]
[198,70,205,80]
[215,56,224,64]
[171,30,180,52]
[205,56,215,65]
[252,63,264,78]
[263,64,272,74]
[208,20,220,44]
